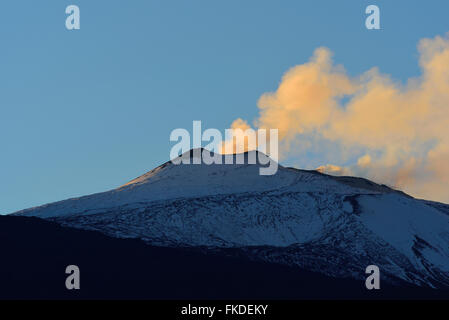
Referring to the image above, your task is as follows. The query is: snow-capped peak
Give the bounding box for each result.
[11,148,449,288]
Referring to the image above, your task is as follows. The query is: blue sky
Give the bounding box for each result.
[1,0,449,213]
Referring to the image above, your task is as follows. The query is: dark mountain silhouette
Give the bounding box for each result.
[1,215,448,299]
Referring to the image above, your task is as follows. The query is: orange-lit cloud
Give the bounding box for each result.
[225,32,449,203]
[221,118,257,154]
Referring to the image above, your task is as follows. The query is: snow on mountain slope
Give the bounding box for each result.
[11,149,449,288]
[13,150,363,218]
[358,194,449,273]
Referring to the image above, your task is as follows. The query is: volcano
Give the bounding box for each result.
[11,149,449,289]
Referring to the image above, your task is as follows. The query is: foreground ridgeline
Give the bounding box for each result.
[1,215,447,299]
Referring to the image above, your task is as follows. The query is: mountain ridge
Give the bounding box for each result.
[10,149,449,289]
